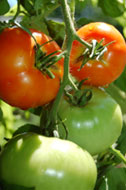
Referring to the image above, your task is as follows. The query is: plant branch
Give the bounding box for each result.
[69,0,76,23]
[11,0,20,21]
[41,0,78,136]
[109,147,126,165]
[75,34,92,49]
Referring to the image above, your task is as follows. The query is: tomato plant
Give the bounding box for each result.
[58,86,122,155]
[70,22,126,87]
[0,133,97,190]
[0,28,63,110]
[0,0,126,190]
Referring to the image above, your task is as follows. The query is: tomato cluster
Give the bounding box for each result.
[0,22,126,189]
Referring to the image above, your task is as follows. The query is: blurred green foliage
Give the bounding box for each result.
[0,101,39,146]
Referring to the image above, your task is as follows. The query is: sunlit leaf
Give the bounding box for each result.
[98,0,125,17]
[13,124,41,136]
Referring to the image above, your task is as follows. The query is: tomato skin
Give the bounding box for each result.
[0,133,97,190]
[58,87,122,155]
[0,28,63,109]
[70,22,126,86]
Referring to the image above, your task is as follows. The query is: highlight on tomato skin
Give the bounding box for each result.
[0,27,64,110]
[70,22,126,87]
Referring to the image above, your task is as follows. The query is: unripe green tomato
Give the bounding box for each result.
[0,133,97,190]
[58,87,122,155]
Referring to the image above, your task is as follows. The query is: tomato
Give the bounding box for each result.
[70,22,126,86]
[0,133,97,190]
[0,28,63,109]
[58,86,122,155]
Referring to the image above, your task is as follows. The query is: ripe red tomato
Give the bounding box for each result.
[70,22,126,86]
[0,133,97,190]
[0,28,63,109]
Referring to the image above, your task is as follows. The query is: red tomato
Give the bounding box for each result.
[70,22,126,86]
[0,28,63,109]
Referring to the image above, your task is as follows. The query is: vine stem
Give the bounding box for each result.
[44,0,76,131]
[69,0,76,23]
[42,0,92,135]
[11,0,20,22]
[109,147,126,165]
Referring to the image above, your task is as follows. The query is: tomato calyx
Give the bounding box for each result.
[64,80,92,107]
[77,39,115,70]
[64,88,92,107]
[34,43,65,79]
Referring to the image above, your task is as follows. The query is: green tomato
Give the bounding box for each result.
[58,87,122,155]
[0,133,97,190]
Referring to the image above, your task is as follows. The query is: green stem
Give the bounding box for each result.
[11,0,20,21]
[60,0,76,35]
[46,39,74,132]
[69,0,75,23]
[60,0,91,49]
[75,34,92,49]
[68,75,78,90]
[109,147,126,165]
[42,0,77,135]
[41,0,92,136]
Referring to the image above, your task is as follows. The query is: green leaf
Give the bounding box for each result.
[96,166,126,190]
[0,179,35,190]
[76,17,93,28]
[98,0,125,17]
[13,124,41,137]
[34,0,43,15]
[36,0,59,17]
[21,15,49,35]
[116,122,126,155]
[0,0,10,15]
[21,0,59,17]
[75,0,91,12]
[105,83,126,114]
[114,66,126,92]
[20,0,35,15]
[46,20,65,46]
